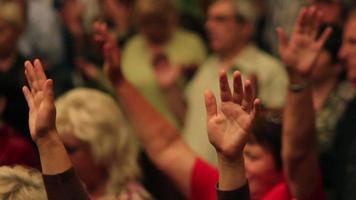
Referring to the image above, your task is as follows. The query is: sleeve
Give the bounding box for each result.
[190,158,219,200]
[42,168,90,200]
[217,182,250,200]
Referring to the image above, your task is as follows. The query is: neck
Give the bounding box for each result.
[217,41,249,69]
[312,77,338,111]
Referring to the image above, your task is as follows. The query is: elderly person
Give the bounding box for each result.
[122,0,207,127]
[22,60,152,200]
[184,0,288,165]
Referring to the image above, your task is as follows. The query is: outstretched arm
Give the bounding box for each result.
[277,6,331,199]
[93,22,196,197]
[23,59,89,200]
[23,60,71,175]
[205,70,259,195]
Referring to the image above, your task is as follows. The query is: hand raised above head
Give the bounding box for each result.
[22,59,56,143]
[205,70,260,161]
[93,22,122,83]
[277,6,332,79]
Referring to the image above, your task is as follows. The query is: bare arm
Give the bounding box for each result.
[277,7,332,199]
[94,22,196,197]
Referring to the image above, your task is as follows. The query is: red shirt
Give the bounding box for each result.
[190,158,325,200]
[0,124,39,168]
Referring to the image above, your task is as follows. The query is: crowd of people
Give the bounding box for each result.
[1,0,356,199]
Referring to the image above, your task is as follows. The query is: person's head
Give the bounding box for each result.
[0,1,24,57]
[56,88,140,195]
[309,0,344,25]
[243,110,283,200]
[134,0,177,44]
[312,24,343,83]
[205,0,257,56]
[0,165,47,200]
[339,7,356,87]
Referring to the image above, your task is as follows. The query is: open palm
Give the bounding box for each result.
[277,7,332,77]
[205,71,260,159]
[23,60,56,142]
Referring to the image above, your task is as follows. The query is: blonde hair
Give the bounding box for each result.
[55,88,140,195]
[0,165,47,200]
[0,1,25,31]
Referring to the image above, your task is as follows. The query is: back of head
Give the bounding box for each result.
[55,88,140,194]
[250,109,283,170]
[0,165,47,200]
[0,1,25,31]
[134,0,176,20]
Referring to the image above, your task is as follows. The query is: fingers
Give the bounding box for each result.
[22,86,34,110]
[294,7,307,33]
[24,59,50,95]
[250,99,261,122]
[24,61,39,93]
[204,90,217,120]
[44,79,55,102]
[276,27,288,50]
[232,71,243,104]
[241,80,255,112]
[219,70,232,102]
[34,59,47,90]
[317,26,333,49]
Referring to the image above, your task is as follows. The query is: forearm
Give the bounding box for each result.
[283,75,316,159]
[283,75,318,198]
[162,86,187,127]
[217,155,247,191]
[114,79,184,158]
[36,130,72,175]
[114,79,195,196]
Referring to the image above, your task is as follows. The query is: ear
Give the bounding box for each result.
[0,96,6,117]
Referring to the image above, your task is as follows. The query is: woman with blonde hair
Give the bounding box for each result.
[55,88,152,199]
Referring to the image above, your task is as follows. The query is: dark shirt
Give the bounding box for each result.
[332,97,356,200]
[217,183,250,200]
[42,168,90,200]
[0,55,30,138]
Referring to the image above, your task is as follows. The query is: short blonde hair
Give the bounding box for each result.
[213,0,257,25]
[0,1,25,30]
[0,165,47,200]
[55,88,140,195]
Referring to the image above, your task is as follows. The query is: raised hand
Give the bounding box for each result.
[152,53,181,89]
[93,22,122,83]
[22,60,56,142]
[277,6,332,77]
[205,71,260,160]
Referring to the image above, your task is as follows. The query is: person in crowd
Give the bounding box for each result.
[16,0,66,69]
[92,5,328,198]
[0,165,47,200]
[183,0,288,165]
[0,1,30,137]
[55,87,151,199]
[122,0,207,127]
[326,5,356,199]
[308,0,345,25]
[22,59,153,200]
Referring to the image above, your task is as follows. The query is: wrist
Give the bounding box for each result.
[218,152,244,167]
[35,129,61,149]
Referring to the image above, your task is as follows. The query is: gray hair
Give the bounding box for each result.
[0,165,47,200]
